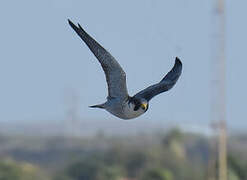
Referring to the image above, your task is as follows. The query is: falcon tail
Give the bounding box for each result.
[89,104,105,109]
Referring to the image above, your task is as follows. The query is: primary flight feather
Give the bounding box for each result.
[68,19,182,119]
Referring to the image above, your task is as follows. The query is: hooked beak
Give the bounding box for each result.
[141,103,148,110]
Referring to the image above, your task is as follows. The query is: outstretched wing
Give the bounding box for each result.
[133,57,182,101]
[68,19,128,99]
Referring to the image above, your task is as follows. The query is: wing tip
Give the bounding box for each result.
[68,19,78,30]
[68,19,87,35]
[175,57,182,66]
[78,23,83,30]
[68,19,74,26]
[175,57,182,71]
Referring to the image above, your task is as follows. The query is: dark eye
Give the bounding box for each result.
[134,105,139,111]
[133,100,141,111]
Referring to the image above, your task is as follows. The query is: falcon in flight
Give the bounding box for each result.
[68,19,182,120]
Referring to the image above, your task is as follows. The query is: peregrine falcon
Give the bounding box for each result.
[68,19,182,120]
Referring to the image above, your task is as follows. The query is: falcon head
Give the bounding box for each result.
[128,97,149,112]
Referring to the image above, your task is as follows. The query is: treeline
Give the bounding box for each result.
[0,129,246,180]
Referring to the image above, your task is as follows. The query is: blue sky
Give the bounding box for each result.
[0,0,246,130]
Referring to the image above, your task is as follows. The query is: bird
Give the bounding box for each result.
[68,19,182,120]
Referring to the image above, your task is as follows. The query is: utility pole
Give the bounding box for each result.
[218,121,227,180]
[64,88,80,137]
[216,0,227,179]
[209,0,227,179]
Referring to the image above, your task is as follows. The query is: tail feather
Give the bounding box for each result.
[89,104,105,109]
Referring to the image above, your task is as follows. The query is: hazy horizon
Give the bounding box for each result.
[0,0,246,130]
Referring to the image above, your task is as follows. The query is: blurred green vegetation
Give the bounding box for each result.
[0,129,246,180]
[0,159,50,180]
